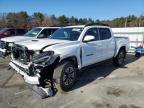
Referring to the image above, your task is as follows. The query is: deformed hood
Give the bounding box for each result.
[15,39,70,50]
[1,36,34,43]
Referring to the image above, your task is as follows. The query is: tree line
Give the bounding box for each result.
[0,11,144,29]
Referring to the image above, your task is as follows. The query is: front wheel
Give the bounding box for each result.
[53,61,77,92]
[113,49,126,67]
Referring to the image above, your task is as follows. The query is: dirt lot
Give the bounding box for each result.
[0,53,144,108]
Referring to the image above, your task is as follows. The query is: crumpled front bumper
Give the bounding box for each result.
[9,54,59,85]
[9,60,40,85]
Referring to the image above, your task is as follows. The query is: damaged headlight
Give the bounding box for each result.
[35,50,40,55]
[8,42,14,47]
[32,51,54,64]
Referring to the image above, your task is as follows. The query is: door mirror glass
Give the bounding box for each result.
[83,35,95,42]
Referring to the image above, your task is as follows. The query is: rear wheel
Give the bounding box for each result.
[113,49,126,67]
[53,61,77,92]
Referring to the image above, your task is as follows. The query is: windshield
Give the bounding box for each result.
[49,28,83,41]
[24,28,42,37]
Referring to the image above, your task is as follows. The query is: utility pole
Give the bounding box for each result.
[125,18,127,27]
[139,16,141,27]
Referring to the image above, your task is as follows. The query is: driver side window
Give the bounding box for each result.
[85,28,99,41]
[38,29,51,38]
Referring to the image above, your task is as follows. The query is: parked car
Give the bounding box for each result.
[0,27,60,57]
[135,47,144,57]
[9,24,129,96]
[0,28,27,39]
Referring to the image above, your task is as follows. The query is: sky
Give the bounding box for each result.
[0,0,144,20]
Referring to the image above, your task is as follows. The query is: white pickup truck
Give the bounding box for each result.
[0,27,59,57]
[9,24,129,94]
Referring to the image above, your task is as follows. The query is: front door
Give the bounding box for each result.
[82,28,102,67]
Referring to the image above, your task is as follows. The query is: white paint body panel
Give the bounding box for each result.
[1,36,33,43]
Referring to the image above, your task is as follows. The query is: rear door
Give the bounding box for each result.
[98,28,115,60]
[82,28,103,67]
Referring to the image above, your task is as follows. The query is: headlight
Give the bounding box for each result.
[34,50,40,55]
[9,43,13,47]
[32,51,54,63]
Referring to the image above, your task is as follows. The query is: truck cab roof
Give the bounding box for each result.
[35,27,61,29]
[63,23,110,29]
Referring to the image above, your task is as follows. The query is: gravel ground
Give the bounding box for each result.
[0,53,144,108]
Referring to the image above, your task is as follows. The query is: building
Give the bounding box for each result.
[112,27,144,52]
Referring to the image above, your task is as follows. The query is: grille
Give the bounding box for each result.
[12,45,33,64]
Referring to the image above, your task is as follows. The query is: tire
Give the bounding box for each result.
[135,52,140,57]
[53,61,77,92]
[113,49,126,67]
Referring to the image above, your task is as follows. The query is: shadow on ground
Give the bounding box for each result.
[72,53,139,91]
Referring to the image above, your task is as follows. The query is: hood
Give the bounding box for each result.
[16,39,70,50]
[1,36,34,43]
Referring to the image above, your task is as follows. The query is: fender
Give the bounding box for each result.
[59,55,81,69]
[41,43,60,51]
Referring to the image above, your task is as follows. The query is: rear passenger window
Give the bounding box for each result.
[85,28,99,41]
[99,28,111,40]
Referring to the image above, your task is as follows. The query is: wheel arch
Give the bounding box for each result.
[59,56,78,68]
[115,45,126,57]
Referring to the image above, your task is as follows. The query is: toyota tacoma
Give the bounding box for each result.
[9,24,129,97]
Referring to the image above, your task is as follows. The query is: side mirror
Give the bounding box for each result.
[83,35,95,42]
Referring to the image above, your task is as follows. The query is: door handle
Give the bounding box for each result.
[86,54,94,56]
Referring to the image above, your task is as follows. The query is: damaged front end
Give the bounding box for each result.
[0,40,13,57]
[30,51,59,86]
[10,46,59,98]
